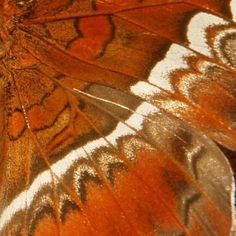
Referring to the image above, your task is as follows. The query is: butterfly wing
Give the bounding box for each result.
[0,0,235,235]
[14,0,236,150]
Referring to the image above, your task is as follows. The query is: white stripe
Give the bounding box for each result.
[0,172,53,230]
[187,12,228,57]
[148,44,194,92]
[0,99,157,230]
[131,81,161,99]
[231,0,236,21]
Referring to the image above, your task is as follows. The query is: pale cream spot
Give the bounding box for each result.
[230,0,236,21]
[148,44,194,92]
[187,12,228,57]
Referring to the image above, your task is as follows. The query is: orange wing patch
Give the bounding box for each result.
[68,16,113,60]
[8,110,26,140]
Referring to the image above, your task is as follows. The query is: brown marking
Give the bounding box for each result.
[28,88,68,130]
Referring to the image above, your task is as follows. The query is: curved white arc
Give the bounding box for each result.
[187,12,229,57]
[0,97,156,231]
[213,28,236,67]
[148,44,195,92]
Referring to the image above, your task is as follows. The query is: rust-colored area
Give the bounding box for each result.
[8,111,26,139]
[0,0,234,235]
[28,88,68,130]
[69,16,113,60]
